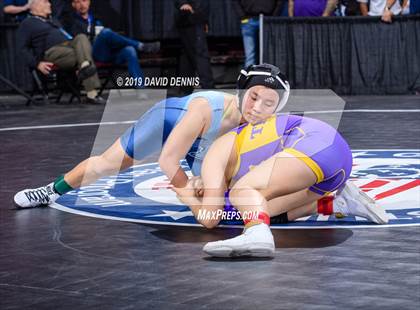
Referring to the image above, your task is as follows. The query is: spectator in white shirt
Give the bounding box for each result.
[357,0,401,22]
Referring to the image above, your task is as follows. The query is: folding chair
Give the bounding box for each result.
[27,65,82,106]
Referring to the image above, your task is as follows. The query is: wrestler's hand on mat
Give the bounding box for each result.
[189,176,204,197]
[172,177,202,196]
[172,187,198,206]
[172,178,203,205]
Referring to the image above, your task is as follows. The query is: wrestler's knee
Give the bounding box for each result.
[229,185,260,207]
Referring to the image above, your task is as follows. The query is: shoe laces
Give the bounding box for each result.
[24,186,54,204]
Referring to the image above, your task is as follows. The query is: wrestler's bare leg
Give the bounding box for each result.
[64,138,134,188]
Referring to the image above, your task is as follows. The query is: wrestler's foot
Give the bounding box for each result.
[14,182,60,209]
[335,181,389,224]
[203,223,275,258]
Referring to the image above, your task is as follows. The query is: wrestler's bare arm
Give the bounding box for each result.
[175,133,237,228]
[159,98,212,188]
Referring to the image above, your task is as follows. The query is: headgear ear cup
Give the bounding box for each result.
[236,68,251,108]
[236,70,247,90]
[236,63,290,113]
[276,80,290,112]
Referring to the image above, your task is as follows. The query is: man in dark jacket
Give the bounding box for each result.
[174,0,214,95]
[64,0,160,88]
[234,0,284,67]
[17,0,105,104]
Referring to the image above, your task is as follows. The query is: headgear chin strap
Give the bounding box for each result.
[237,63,290,113]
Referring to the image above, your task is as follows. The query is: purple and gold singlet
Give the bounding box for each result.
[228,115,353,195]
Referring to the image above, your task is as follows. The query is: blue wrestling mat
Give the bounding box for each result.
[52,150,420,229]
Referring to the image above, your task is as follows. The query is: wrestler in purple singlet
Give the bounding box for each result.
[230,114,353,195]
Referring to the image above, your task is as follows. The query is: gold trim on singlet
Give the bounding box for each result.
[282,148,324,183]
[310,169,347,195]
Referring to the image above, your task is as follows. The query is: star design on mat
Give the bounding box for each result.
[146,210,193,220]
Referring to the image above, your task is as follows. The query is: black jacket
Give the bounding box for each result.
[17,14,69,68]
[174,0,210,27]
[62,12,102,42]
[233,0,284,19]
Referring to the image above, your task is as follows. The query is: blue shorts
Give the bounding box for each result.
[120,97,187,161]
[119,96,210,176]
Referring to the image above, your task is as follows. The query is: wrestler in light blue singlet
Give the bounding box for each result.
[120,91,225,175]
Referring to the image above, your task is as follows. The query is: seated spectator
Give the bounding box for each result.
[288,0,338,16]
[52,0,74,21]
[3,0,30,22]
[357,0,402,23]
[18,0,105,104]
[65,0,160,88]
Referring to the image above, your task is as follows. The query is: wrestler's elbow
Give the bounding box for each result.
[158,153,167,168]
[158,154,177,173]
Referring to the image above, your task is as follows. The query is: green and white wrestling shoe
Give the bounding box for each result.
[14,182,60,209]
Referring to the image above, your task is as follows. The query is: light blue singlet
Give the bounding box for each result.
[120,91,225,175]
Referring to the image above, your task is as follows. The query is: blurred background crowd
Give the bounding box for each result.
[0,0,419,103]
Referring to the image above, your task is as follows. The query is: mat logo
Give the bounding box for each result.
[352,164,419,178]
[53,150,420,228]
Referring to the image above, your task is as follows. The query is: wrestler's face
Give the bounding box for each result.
[241,85,280,124]
[72,0,91,15]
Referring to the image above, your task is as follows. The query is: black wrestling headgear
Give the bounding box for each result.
[237,63,290,112]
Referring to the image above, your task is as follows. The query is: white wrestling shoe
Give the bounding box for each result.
[203,223,275,258]
[14,182,60,209]
[335,181,389,224]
